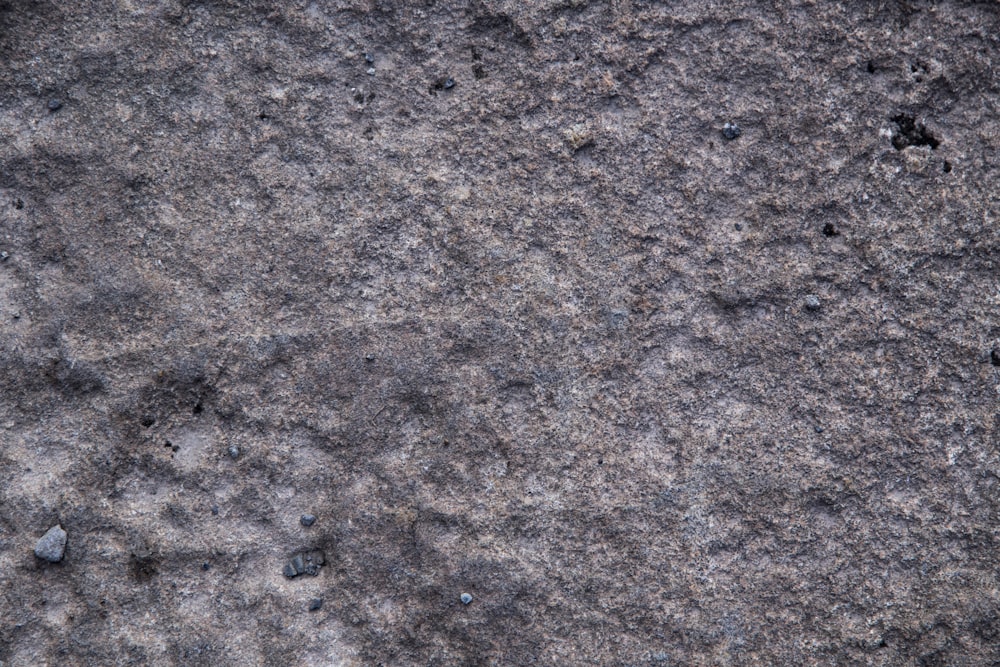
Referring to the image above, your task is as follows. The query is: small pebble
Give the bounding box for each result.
[0,251,8,260]
[300,514,316,527]
[211,505,219,515]
[804,294,821,311]
[47,99,62,112]
[309,598,324,612]
[283,550,326,578]
[721,122,741,140]
[228,445,240,459]
[460,593,473,605]
[364,52,375,64]
[202,562,210,571]
[366,68,375,76]
[733,223,742,231]
[34,525,67,562]
[815,426,824,433]
[444,77,455,89]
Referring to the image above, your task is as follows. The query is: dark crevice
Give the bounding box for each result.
[891,114,939,150]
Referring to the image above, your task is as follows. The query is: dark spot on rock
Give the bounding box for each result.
[721,122,741,140]
[283,549,326,578]
[13,198,24,209]
[866,60,876,74]
[48,357,106,395]
[47,99,62,112]
[130,552,160,582]
[309,598,323,611]
[891,114,939,150]
[300,514,316,527]
[991,349,1000,367]
[430,77,454,94]
[822,223,839,237]
[140,415,156,427]
[943,161,952,173]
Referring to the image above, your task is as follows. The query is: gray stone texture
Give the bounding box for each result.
[32,525,66,563]
[1,1,999,665]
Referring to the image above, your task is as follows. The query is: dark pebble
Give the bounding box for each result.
[202,562,210,571]
[815,426,824,433]
[211,505,219,515]
[300,514,316,527]
[283,549,326,578]
[721,122,741,140]
[309,598,324,611]
[228,445,240,459]
[444,77,455,89]
[804,295,821,311]
[364,52,374,64]
[47,99,62,112]
[991,348,1000,366]
[734,223,742,231]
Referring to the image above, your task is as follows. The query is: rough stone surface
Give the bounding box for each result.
[32,525,66,563]
[2,1,1000,665]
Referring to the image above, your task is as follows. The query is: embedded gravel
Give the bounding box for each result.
[2,1,1000,665]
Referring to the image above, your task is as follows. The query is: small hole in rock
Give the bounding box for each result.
[943,161,952,173]
[891,114,939,150]
[822,223,839,237]
[991,349,1000,366]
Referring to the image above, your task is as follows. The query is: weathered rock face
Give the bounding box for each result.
[2,1,999,665]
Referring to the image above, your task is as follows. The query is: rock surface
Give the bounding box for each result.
[1,1,1000,665]
[32,525,66,563]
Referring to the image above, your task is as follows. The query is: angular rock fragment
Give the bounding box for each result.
[34,525,67,562]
